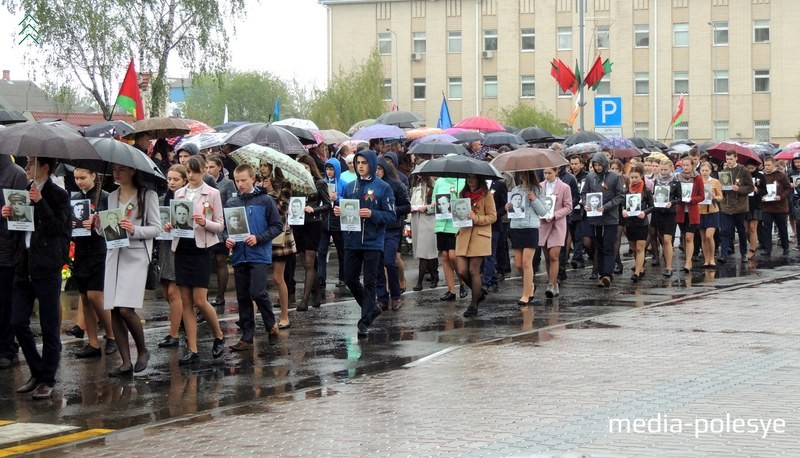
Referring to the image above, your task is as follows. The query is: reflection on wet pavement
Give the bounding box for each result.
[0,253,797,432]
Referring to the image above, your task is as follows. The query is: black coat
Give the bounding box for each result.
[14,178,71,278]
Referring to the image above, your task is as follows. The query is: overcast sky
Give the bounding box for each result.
[0,0,329,91]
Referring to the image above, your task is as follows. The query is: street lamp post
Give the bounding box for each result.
[386,28,398,108]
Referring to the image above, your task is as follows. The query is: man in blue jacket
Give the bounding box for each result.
[225,164,284,350]
[334,150,396,338]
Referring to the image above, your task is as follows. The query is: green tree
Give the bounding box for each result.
[308,48,385,132]
[184,71,294,125]
[42,80,100,113]
[499,102,570,135]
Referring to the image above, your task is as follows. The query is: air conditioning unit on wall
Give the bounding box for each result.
[482,50,494,59]
[411,52,422,61]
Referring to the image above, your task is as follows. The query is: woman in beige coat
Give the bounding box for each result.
[455,174,497,318]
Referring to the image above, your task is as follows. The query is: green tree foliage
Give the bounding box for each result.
[184,71,294,125]
[42,80,99,113]
[308,48,385,132]
[499,102,570,135]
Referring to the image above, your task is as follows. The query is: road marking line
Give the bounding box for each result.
[0,423,12,427]
[0,429,113,457]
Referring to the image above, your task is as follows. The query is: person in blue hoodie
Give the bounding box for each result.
[317,158,348,288]
[224,164,284,350]
[376,157,411,310]
[334,150,396,338]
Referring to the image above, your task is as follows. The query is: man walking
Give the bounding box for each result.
[718,151,754,263]
[225,164,284,350]
[0,156,27,370]
[581,153,625,287]
[334,150,395,338]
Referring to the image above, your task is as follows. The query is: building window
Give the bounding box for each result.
[483,76,498,98]
[754,120,770,142]
[596,25,610,49]
[448,77,462,100]
[673,122,689,141]
[634,72,649,95]
[634,24,649,47]
[413,78,426,100]
[557,86,571,98]
[712,22,728,46]
[673,72,689,95]
[754,20,770,43]
[714,121,729,142]
[673,23,689,47]
[521,28,535,51]
[634,122,649,139]
[557,27,572,50]
[754,70,770,93]
[413,32,427,54]
[377,33,391,55]
[382,79,392,101]
[484,29,498,52]
[595,74,610,96]
[520,75,535,98]
[448,31,462,53]
[713,70,729,94]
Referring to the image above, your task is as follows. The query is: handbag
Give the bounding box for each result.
[143,206,161,290]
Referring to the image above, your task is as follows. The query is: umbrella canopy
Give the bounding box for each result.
[490,148,569,172]
[350,123,406,141]
[375,110,425,127]
[453,116,505,132]
[175,132,227,152]
[564,142,602,157]
[669,139,695,147]
[627,137,668,152]
[274,118,319,130]
[346,119,377,136]
[413,154,503,180]
[409,133,458,147]
[229,144,316,195]
[451,131,485,144]
[70,137,165,179]
[81,120,135,138]
[274,124,317,145]
[223,123,307,155]
[131,117,191,138]
[564,131,606,146]
[519,127,555,143]
[774,149,800,161]
[748,142,777,158]
[182,119,215,136]
[213,121,249,133]
[408,141,469,157]
[707,142,762,165]
[319,129,349,144]
[669,144,692,153]
[0,122,100,160]
[503,124,520,134]
[784,141,800,150]
[337,139,368,152]
[599,136,636,150]
[609,147,643,159]
[405,127,445,140]
[0,109,28,125]
[483,132,526,147]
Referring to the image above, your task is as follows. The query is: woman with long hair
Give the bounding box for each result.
[71,167,116,358]
[538,167,573,297]
[650,159,682,276]
[156,164,187,348]
[622,164,654,281]
[104,165,160,376]
[269,167,295,329]
[295,155,332,311]
[675,155,705,272]
[506,170,548,305]
[168,156,226,364]
[698,161,722,268]
[409,167,439,290]
[456,174,497,317]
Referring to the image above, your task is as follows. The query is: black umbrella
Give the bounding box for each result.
[452,131,485,144]
[564,131,606,146]
[213,122,249,133]
[274,124,317,145]
[413,154,503,180]
[375,110,424,127]
[223,123,306,155]
[0,122,99,160]
[70,137,165,179]
[82,120,135,138]
[502,124,520,134]
[408,141,469,156]
[669,139,695,147]
[519,127,554,143]
[483,132,526,147]
[0,109,27,125]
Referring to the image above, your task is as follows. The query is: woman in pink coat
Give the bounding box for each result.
[538,167,573,298]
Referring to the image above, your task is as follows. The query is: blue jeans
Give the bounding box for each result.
[12,273,62,385]
[482,228,500,285]
[234,263,275,343]
[344,249,381,323]
[720,212,748,258]
[376,229,401,303]
[592,224,617,277]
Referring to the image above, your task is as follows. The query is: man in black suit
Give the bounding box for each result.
[103,211,126,241]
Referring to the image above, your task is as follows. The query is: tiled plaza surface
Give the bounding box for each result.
[46,274,800,457]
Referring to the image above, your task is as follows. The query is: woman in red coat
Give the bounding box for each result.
[675,156,705,272]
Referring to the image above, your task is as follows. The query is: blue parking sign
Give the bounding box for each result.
[594,97,622,127]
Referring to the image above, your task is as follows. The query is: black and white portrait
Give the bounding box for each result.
[288,196,306,226]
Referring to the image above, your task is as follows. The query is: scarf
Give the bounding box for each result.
[463,188,485,208]
[678,167,699,183]
[654,171,674,186]
[629,180,644,194]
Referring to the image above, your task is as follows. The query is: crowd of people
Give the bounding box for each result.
[1,125,799,400]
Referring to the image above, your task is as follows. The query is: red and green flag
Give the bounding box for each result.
[670,94,685,126]
[115,59,144,121]
[571,59,582,94]
[551,58,576,93]
[583,55,613,90]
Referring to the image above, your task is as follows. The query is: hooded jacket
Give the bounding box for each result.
[0,157,28,268]
[382,152,409,188]
[719,164,754,215]
[225,186,283,265]
[323,158,347,232]
[341,150,396,251]
[377,156,411,230]
[580,153,626,226]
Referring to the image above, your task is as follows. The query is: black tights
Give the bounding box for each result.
[300,249,319,306]
[111,307,146,369]
[456,256,483,307]
[213,253,228,301]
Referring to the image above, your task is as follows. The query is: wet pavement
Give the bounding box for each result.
[0,247,799,454]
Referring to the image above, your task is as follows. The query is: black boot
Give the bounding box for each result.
[429,258,440,288]
[413,259,426,291]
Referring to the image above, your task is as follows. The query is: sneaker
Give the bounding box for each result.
[157,335,180,348]
[212,338,225,359]
[545,284,555,298]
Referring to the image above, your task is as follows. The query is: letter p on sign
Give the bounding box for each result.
[594,97,622,127]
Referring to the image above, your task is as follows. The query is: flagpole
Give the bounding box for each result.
[578,0,586,131]
[662,123,673,144]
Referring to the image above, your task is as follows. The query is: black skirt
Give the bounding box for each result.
[174,238,212,288]
[509,227,539,249]
[293,220,323,252]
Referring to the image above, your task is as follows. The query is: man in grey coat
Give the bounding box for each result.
[581,152,625,287]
